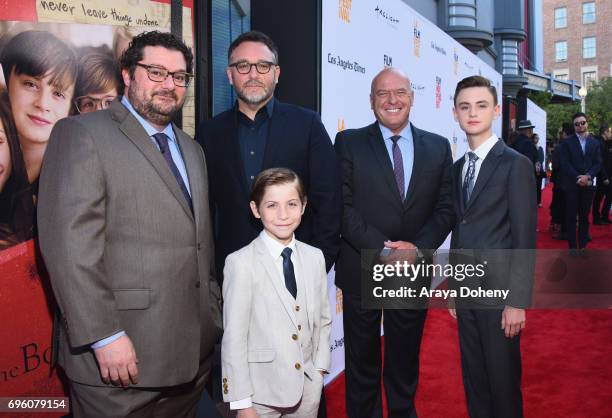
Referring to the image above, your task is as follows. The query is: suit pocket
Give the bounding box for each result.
[113,289,151,310]
[247,349,276,363]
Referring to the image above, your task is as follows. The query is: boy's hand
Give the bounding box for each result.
[501,306,525,338]
[237,407,259,418]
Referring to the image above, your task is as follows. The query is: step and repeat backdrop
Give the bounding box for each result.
[321,0,503,383]
[0,1,193,411]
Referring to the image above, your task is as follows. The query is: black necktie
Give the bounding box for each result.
[153,133,193,211]
[281,247,297,299]
[390,135,405,201]
[462,152,479,204]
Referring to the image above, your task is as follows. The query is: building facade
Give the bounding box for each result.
[543,0,611,89]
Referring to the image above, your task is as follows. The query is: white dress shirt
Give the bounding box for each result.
[461,134,500,185]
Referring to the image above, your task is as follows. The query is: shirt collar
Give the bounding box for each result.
[577,133,588,141]
[235,96,275,119]
[121,96,176,142]
[466,134,499,162]
[379,122,413,142]
[260,229,296,260]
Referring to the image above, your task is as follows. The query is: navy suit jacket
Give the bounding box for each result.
[558,134,601,190]
[198,98,342,281]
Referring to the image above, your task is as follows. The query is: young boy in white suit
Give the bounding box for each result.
[222,167,332,418]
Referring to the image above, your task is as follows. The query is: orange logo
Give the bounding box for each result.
[413,20,421,58]
[338,118,346,132]
[336,288,343,314]
[339,0,352,23]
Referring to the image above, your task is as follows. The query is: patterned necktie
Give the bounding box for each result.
[390,135,405,201]
[281,247,297,299]
[462,152,479,204]
[153,133,193,211]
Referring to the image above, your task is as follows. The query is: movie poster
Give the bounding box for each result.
[0,1,194,413]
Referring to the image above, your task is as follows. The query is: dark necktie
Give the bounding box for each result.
[153,133,193,211]
[281,247,297,299]
[462,152,479,204]
[390,135,405,201]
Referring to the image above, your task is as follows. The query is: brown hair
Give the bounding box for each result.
[454,75,498,106]
[75,52,122,98]
[250,168,305,207]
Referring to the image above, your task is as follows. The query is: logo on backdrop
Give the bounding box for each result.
[413,19,421,58]
[327,52,366,74]
[411,81,426,96]
[336,288,343,314]
[338,118,346,132]
[453,49,459,75]
[384,54,393,67]
[452,131,458,159]
[431,41,447,56]
[339,0,352,23]
[435,76,442,109]
[374,5,399,24]
[464,61,474,70]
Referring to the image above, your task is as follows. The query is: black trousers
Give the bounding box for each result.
[343,291,427,418]
[565,187,595,248]
[550,186,566,229]
[592,183,611,221]
[456,308,523,418]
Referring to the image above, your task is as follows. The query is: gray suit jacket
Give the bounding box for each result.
[37,100,222,387]
[221,235,332,408]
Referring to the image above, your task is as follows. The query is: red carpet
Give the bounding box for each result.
[325,184,612,417]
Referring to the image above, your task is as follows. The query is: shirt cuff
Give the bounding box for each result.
[91,331,126,349]
[230,397,252,410]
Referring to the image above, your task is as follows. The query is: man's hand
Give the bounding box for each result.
[381,240,417,264]
[577,175,590,187]
[448,297,457,319]
[237,407,259,418]
[501,306,526,338]
[94,334,139,387]
[604,179,610,186]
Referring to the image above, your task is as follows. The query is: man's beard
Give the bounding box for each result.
[235,80,274,106]
[128,85,183,126]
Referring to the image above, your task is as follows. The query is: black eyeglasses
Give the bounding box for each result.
[574,121,587,127]
[135,63,192,87]
[228,61,276,74]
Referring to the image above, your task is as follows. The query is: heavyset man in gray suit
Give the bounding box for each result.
[37,31,222,417]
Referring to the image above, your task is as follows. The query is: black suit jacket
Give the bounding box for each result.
[450,140,536,308]
[334,122,453,294]
[558,134,601,190]
[198,98,341,280]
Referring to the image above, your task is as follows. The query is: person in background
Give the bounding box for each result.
[558,112,601,254]
[74,51,122,114]
[550,123,573,239]
[592,124,611,225]
[221,167,331,418]
[533,133,545,208]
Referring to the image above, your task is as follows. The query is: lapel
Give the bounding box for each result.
[404,124,425,209]
[368,123,405,207]
[295,241,315,332]
[254,236,299,328]
[570,134,584,157]
[110,100,194,221]
[464,139,504,213]
[226,109,250,199]
[262,98,287,168]
[175,128,200,225]
[454,158,466,215]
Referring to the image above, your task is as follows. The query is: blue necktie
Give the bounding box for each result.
[153,133,193,212]
[281,247,297,299]
[462,152,479,204]
[390,135,405,201]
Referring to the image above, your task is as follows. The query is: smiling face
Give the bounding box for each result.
[7,69,74,145]
[249,182,306,245]
[0,119,11,192]
[370,69,413,135]
[453,86,500,143]
[123,46,188,130]
[227,41,279,108]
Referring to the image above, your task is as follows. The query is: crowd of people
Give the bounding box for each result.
[1,27,606,418]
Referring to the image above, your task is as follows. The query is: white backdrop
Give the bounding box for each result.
[322,0,503,384]
[526,98,547,189]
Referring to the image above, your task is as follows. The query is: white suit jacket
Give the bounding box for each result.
[221,234,332,407]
